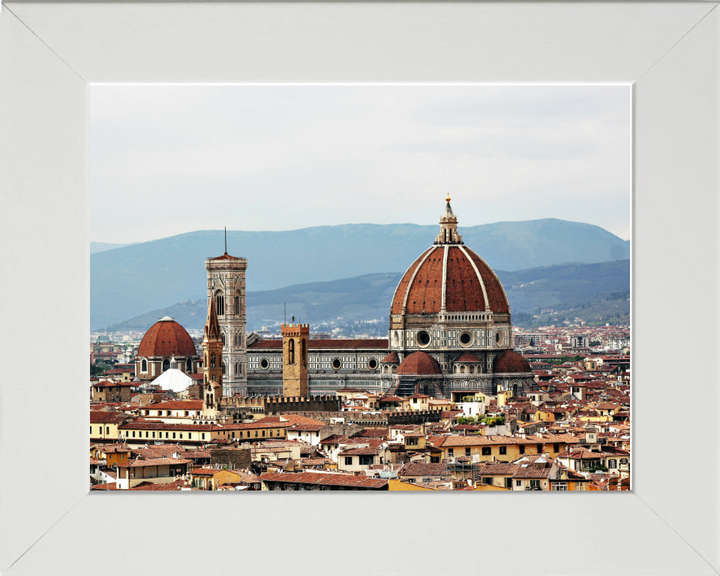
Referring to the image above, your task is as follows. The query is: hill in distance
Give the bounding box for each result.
[102,260,630,333]
[91,219,630,330]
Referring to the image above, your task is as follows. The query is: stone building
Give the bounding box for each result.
[205,250,248,396]
[281,323,309,397]
[245,197,534,398]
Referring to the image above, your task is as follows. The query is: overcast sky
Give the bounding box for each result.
[90,85,631,243]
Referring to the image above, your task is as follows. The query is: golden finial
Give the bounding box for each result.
[446,193,451,202]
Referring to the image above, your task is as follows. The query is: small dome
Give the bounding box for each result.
[397,351,442,376]
[455,352,482,363]
[137,317,196,358]
[150,368,194,393]
[493,349,532,373]
[381,351,400,364]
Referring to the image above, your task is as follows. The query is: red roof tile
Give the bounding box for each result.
[397,351,442,376]
[381,351,400,363]
[493,349,532,374]
[208,253,245,261]
[455,352,481,363]
[390,244,510,315]
[137,318,197,358]
[259,471,387,489]
[249,338,387,350]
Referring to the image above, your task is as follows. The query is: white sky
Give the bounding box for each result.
[90,85,631,243]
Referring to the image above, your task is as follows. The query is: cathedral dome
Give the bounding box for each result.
[397,351,442,376]
[493,349,532,373]
[390,199,509,317]
[137,316,197,358]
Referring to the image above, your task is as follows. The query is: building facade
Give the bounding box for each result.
[245,198,534,398]
[205,252,248,396]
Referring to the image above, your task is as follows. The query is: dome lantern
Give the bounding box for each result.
[435,194,463,245]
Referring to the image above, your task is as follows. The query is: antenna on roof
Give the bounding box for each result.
[224,227,227,254]
[284,303,287,324]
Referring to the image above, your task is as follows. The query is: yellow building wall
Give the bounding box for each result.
[443,441,571,462]
[388,480,435,491]
[474,484,509,491]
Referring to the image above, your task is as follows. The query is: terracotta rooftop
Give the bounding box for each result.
[143,400,204,411]
[455,352,482,363]
[397,351,442,376]
[493,349,532,374]
[390,244,509,315]
[137,318,197,358]
[249,338,388,350]
[90,411,130,424]
[259,471,387,489]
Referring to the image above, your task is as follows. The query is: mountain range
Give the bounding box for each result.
[101,260,630,333]
[91,219,630,330]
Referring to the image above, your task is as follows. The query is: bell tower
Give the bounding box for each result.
[205,234,248,397]
[282,322,309,397]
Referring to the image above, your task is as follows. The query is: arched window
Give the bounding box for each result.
[162,359,170,371]
[301,340,307,365]
[235,293,240,315]
[141,359,147,372]
[186,358,192,372]
[222,362,226,375]
[221,333,225,345]
[210,354,216,368]
[216,292,225,316]
[288,339,295,364]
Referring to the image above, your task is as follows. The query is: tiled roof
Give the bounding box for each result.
[381,351,400,364]
[129,480,190,491]
[94,381,134,388]
[137,318,197,358]
[143,400,204,411]
[476,462,520,476]
[513,464,552,479]
[431,435,536,447]
[455,352,481,363]
[493,349,532,374]
[101,444,131,454]
[208,252,244,261]
[117,457,192,468]
[390,244,509,315]
[397,351,442,376]
[259,472,387,489]
[90,411,130,424]
[398,462,450,477]
[248,339,388,350]
[338,447,379,456]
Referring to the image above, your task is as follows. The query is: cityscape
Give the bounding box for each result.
[90,198,630,492]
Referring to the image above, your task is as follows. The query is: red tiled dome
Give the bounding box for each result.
[493,349,531,373]
[397,351,442,376]
[381,351,400,364]
[137,317,197,358]
[390,244,509,315]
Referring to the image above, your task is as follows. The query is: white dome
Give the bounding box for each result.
[151,368,194,393]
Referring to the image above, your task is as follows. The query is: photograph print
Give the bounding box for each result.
[89,85,631,492]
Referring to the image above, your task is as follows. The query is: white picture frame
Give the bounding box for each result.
[0,3,717,575]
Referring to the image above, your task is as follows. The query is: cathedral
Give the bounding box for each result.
[135,197,534,402]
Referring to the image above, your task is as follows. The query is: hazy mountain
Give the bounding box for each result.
[91,219,630,330]
[90,242,135,255]
[100,260,630,333]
